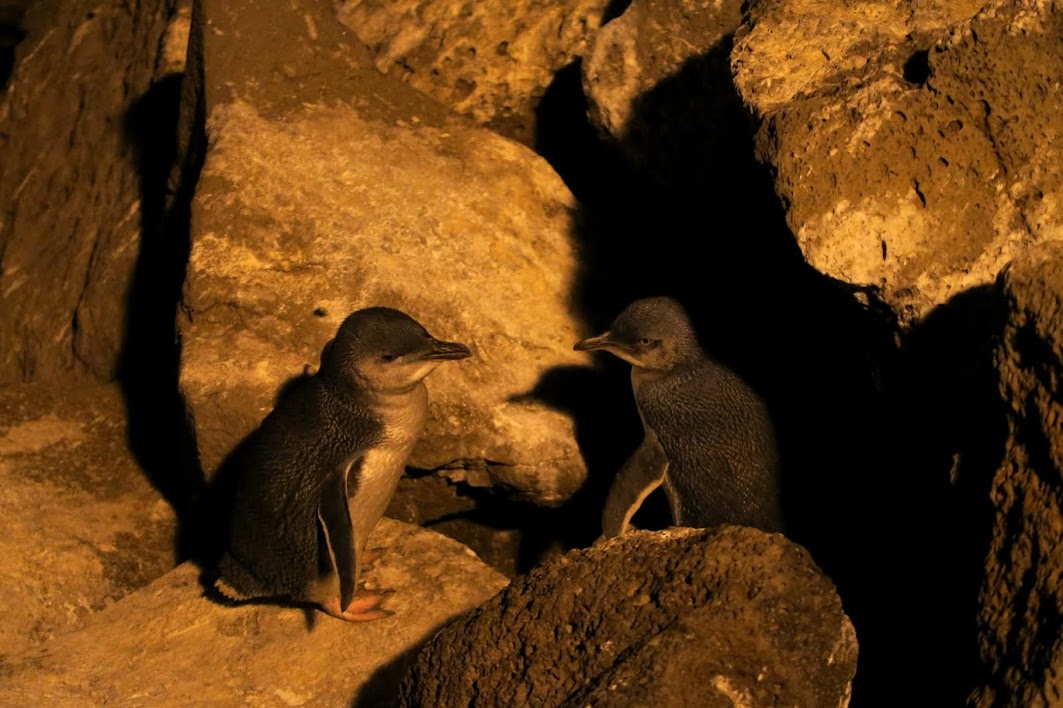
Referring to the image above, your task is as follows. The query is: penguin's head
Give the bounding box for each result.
[573,296,701,371]
[321,307,471,394]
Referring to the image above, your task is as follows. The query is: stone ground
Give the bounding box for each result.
[0,517,509,706]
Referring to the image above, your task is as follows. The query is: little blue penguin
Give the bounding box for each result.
[214,306,471,621]
[574,296,783,537]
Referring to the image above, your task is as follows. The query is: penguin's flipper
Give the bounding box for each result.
[601,431,670,537]
[317,460,359,612]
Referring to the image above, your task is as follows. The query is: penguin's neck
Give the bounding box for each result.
[365,382,430,441]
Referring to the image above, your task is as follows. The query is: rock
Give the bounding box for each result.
[971,241,1063,707]
[0,384,177,661]
[177,0,589,505]
[0,518,509,705]
[335,0,611,145]
[0,0,177,383]
[582,0,745,141]
[732,0,1063,324]
[399,526,858,706]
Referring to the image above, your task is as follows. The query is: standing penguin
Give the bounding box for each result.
[574,296,783,537]
[214,306,471,621]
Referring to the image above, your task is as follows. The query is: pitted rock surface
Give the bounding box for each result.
[399,525,857,707]
[733,0,1063,324]
[972,241,1063,707]
[335,0,611,145]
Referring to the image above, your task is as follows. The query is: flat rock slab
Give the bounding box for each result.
[0,384,176,661]
[0,518,509,705]
[179,0,589,504]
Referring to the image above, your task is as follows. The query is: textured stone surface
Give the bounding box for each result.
[582,0,745,140]
[399,526,858,706]
[178,0,588,504]
[0,518,508,705]
[972,241,1063,707]
[335,0,610,144]
[0,0,176,383]
[0,384,176,661]
[733,0,1062,323]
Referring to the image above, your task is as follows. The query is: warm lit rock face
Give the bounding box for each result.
[178,0,588,504]
[972,242,1063,708]
[0,518,508,704]
[582,0,745,141]
[399,526,858,706]
[335,0,610,145]
[0,384,176,661]
[0,0,176,383]
[733,0,1063,324]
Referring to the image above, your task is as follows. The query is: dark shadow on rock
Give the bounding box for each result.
[0,19,24,93]
[350,617,458,708]
[119,70,207,563]
[503,361,681,560]
[529,28,1007,708]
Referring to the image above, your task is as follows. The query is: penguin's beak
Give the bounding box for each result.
[573,332,612,352]
[420,338,472,361]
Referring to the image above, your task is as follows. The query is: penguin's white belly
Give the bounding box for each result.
[348,384,429,553]
[349,439,415,551]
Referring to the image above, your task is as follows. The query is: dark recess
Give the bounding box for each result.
[904,48,932,85]
[527,29,1007,708]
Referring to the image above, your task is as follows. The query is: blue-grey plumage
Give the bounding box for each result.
[575,297,783,537]
[215,307,471,621]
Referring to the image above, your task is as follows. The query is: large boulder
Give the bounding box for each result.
[0,384,176,661]
[399,526,858,706]
[971,241,1063,707]
[0,518,509,705]
[177,0,589,504]
[335,0,611,145]
[732,0,1063,324]
[0,0,177,383]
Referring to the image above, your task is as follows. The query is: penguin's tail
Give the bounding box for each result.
[215,553,268,602]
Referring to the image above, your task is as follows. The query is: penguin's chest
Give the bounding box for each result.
[347,387,429,544]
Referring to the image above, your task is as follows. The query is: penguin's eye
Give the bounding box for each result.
[638,338,652,346]
[380,354,397,362]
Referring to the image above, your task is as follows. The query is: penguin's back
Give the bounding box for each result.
[221,376,384,599]
[636,360,782,532]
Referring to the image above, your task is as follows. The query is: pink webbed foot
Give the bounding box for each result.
[320,589,394,622]
[361,547,386,568]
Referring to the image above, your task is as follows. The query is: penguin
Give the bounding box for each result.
[574,296,783,537]
[214,306,471,621]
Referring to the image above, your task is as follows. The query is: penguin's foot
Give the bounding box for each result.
[214,577,251,602]
[320,589,394,622]
[362,547,387,565]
